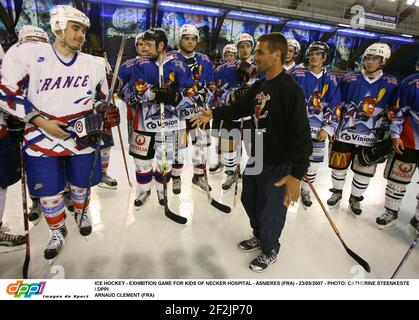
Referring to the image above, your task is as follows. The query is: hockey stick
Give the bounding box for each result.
[104,51,132,188]
[111,93,132,187]
[158,53,187,224]
[391,232,418,279]
[196,124,231,214]
[19,142,30,279]
[79,36,128,230]
[305,176,371,273]
[233,119,243,207]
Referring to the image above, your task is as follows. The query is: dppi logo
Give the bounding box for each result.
[135,134,146,146]
[6,280,46,298]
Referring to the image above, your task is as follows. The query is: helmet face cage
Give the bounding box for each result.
[18,25,49,42]
[50,5,90,37]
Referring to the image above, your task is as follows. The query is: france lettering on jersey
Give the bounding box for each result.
[0,41,108,157]
[131,55,194,132]
[291,68,341,139]
[170,51,214,119]
[336,70,398,147]
[390,73,419,150]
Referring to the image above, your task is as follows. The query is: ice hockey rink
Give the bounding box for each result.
[1,97,418,280]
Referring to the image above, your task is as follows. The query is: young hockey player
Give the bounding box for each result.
[96,50,118,190]
[0,5,120,260]
[284,38,300,72]
[118,32,147,143]
[18,25,49,43]
[0,42,25,248]
[126,28,194,208]
[327,43,398,217]
[169,24,214,194]
[209,43,238,173]
[291,41,341,208]
[376,59,419,233]
[215,33,259,190]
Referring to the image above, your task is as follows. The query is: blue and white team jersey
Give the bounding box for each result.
[118,55,143,97]
[390,73,419,150]
[170,51,214,119]
[336,70,398,147]
[118,55,144,121]
[284,62,296,74]
[0,41,108,157]
[130,55,195,132]
[215,60,261,121]
[291,68,341,139]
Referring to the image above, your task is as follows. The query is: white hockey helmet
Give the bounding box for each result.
[222,44,237,56]
[235,33,254,48]
[135,32,145,45]
[363,43,391,64]
[50,5,90,37]
[287,38,300,54]
[179,24,199,41]
[18,25,49,42]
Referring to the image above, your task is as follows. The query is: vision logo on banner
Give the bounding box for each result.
[6,280,46,298]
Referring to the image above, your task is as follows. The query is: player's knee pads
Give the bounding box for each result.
[384,151,416,184]
[40,194,65,229]
[351,154,377,177]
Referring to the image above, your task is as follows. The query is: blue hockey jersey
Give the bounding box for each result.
[291,68,341,139]
[130,55,195,132]
[215,60,262,121]
[336,70,398,147]
[390,73,419,150]
[169,51,215,119]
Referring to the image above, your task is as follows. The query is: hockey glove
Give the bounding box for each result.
[152,86,182,106]
[95,102,121,129]
[5,116,25,147]
[236,60,257,78]
[359,139,392,166]
[73,113,104,139]
[230,87,250,104]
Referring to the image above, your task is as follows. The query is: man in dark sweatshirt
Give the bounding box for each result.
[192,33,312,272]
